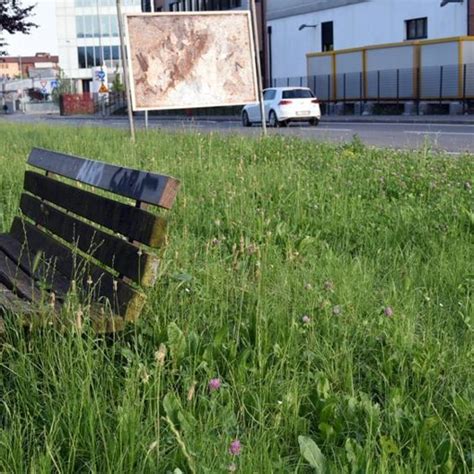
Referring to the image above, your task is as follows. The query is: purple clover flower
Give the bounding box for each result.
[208,378,221,392]
[384,306,394,317]
[229,439,242,456]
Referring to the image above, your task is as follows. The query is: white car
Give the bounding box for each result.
[242,87,321,127]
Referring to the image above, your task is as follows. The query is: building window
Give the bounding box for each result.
[168,0,242,11]
[76,16,85,38]
[110,16,119,36]
[321,21,333,52]
[100,15,110,37]
[76,15,119,38]
[406,17,427,40]
[75,0,139,6]
[111,45,120,61]
[78,47,87,68]
[86,46,95,68]
[94,46,103,66]
[103,45,111,61]
[78,45,120,69]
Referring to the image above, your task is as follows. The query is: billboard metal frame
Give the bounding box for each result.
[124,11,260,112]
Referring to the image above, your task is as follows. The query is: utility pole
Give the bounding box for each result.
[116,0,136,142]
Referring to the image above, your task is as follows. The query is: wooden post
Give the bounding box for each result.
[116,0,136,142]
[249,0,267,136]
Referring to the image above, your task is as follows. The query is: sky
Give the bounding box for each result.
[3,0,58,56]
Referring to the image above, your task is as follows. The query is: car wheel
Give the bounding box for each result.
[269,110,280,128]
[309,118,320,127]
[242,111,252,127]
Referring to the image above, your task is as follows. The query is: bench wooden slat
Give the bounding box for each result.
[0,282,35,319]
[10,218,146,322]
[20,193,160,287]
[28,148,180,209]
[23,171,167,248]
[0,233,70,296]
[0,250,44,303]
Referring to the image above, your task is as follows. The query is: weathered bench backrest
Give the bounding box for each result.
[10,148,180,323]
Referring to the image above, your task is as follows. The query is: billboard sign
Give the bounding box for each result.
[125,12,259,111]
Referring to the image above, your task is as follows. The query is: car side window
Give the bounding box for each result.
[263,90,276,101]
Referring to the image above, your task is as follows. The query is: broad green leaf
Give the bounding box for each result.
[298,436,325,472]
[167,322,186,364]
[163,392,181,425]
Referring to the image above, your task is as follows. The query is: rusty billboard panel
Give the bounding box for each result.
[125,12,259,111]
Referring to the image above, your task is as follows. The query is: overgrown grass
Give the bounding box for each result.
[0,123,472,473]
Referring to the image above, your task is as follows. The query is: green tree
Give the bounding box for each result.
[0,1,37,55]
[51,69,77,104]
[111,67,125,93]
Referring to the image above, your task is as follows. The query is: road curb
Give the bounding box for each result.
[42,113,474,126]
[7,112,473,126]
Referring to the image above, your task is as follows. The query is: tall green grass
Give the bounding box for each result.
[0,123,473,473]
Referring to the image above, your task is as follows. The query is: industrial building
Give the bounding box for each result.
[267,0,473,82]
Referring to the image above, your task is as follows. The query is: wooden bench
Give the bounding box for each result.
[0,148,180,333]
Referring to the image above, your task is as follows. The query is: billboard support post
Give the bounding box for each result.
[250,0,267,136]
[116,0,136,142]
[143,0,156,130]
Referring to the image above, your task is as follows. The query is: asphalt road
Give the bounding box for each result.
[2,113,473,154]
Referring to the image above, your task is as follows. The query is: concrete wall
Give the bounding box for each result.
[268,0,468,79]
[25,102,60,114]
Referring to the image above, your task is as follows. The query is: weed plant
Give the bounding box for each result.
[0,123,473,473]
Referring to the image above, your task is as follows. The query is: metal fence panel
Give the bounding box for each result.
[271,62,473,103]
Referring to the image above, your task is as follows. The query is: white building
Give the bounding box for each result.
[267,0,471,82]
[56,0,142,93]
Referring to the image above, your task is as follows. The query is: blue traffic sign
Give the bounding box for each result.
[51,80,58,89]
[96,70,106,81]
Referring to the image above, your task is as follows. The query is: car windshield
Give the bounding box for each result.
[282,89,314,99]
